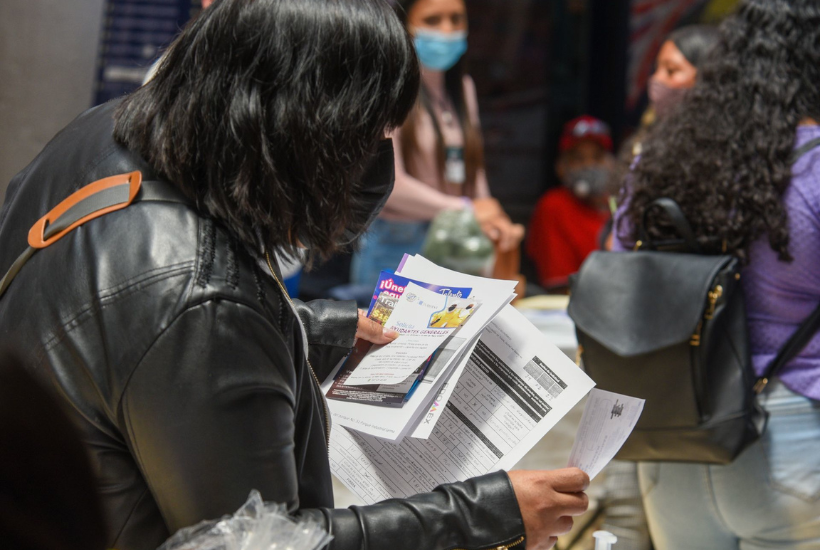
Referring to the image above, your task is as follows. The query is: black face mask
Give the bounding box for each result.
[337,138,396,246]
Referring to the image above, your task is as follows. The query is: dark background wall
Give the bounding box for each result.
[466,0,589,227]
[0,0,741,222]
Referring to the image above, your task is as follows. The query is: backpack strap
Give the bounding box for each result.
[789,136,820,166]
[756,302,820,393]
[0,171,189,299]
[639,198,701,253]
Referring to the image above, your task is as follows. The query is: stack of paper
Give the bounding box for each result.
[325,256,518,441]
[322,255,642,505]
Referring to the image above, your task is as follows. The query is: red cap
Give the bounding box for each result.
[559,115,613,153]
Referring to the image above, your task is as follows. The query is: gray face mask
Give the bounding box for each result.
[564,166,611,200]
[648,78,690,119]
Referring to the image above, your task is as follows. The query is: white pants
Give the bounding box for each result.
[638,379,820,550]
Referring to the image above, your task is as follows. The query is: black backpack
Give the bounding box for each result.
[567,137,820,464]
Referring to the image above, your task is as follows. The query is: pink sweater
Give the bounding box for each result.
[380,70,491,221]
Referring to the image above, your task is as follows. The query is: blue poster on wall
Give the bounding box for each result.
[94,0,196,105]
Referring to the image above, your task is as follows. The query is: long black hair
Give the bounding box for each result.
[619,0,820,262]
[667,25,720,69]
[610,24,719,195]
[393,0,484,197]
[114,0,419,261]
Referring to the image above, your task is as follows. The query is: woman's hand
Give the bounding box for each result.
[355,309,400,345]
[481,216,525,253]
[472,197,505,223]
[508,468,590,550]
[472,198,525,253]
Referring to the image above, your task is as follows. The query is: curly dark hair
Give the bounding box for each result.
[619,0,820,262]
[114,0,419,263]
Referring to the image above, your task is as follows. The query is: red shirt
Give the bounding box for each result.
[527,187,610,288]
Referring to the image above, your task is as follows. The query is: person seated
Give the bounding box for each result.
[527,116,615,290]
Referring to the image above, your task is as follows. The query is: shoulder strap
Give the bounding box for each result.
[639,197,701,252]
[0,172,189,299]
[789,136,820,166]
[757,302,820,393]
[755,136,820,393]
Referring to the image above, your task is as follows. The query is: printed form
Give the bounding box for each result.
[410,335,479,439]
[329,305,596,504]
[397,255,518,439]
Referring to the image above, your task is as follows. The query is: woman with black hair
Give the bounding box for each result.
[351,0,524,288]
[0,1,587,549]
[648,25,720,119]
[612,24,719,170]
[595,24,720,550]
[613,0,820,547]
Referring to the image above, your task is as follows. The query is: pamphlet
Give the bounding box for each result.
[342,283,473,387]
[397,255,519,438]
[326,272,473,407]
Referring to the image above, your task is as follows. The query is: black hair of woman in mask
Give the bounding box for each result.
[607,24,721,210]
[648,25,720,118]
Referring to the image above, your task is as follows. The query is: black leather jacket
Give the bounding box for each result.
[0,102,525,550]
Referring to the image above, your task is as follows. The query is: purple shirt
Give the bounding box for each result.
[613,126,820,400]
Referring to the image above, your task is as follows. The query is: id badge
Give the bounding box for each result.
[445,146,466,185]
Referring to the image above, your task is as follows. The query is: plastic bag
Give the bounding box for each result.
[157,491,332,550]
[421,209,495,277]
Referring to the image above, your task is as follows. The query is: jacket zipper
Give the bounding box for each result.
[266,253,332,447]
[306,356,332,448]
[453,536,526,550]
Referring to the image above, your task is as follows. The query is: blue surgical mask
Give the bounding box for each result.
[412,28,468,72]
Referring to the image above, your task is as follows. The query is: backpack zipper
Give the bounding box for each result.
[690,284,724,346]
[704,285,724,320]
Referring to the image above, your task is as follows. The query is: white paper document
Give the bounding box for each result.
[409,336,479,439]
[326,260,517,441]
[343,283,458,386]
[329,305,595,504]
[567,389,645,480]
